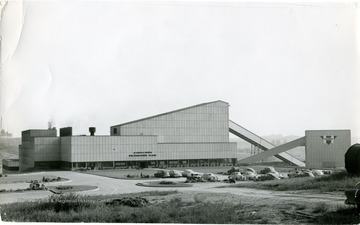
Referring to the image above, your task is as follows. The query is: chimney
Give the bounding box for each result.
[89,127,96,136]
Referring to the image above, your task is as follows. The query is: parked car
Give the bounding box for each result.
[245,167,257,174]
[312,169,325,176]
[288,168,320,178]
[345,181,360,208]
[186,172,204,182]
[182,169,194,177]
[202,173,218,181]
[260,167,284,179]
[322,170,333,175]
[258,173,278,181]
[244,171,259,180]
[227,167,241,175]
[169,170,182,178]
[260,166,277,174]
[229,172,246,181]
[188,172,204,178]
[294,170,315,178]
[154,170,170,178]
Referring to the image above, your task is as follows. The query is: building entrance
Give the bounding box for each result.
[138,161,148,168]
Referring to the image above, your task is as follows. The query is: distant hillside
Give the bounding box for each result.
[0,138,20,160]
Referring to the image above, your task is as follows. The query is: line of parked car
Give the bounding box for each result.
[226,166,288,181]
[154,169,218,182]
[226,166,332,182]
[153,166,331,183]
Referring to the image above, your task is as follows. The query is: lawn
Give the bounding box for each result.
[1,191,358,224]
[231,170,360,192]
[47,185,98,194]
[0,174,68,184]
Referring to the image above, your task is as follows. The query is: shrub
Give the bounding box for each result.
[159,180,174,185]
[47,193,92,212]
[105,196,149,207]
[55,186,73,190]
[139,190,178,196]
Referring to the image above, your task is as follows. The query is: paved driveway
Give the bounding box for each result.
[0,171,193,204]
[0,171,346,206]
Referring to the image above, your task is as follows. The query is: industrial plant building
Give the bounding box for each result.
[19,101,237,171]
[18,100,352,172]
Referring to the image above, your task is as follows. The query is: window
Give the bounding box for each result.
[113,128,117,134]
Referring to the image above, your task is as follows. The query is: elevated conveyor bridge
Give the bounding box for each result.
[229,120,305,167]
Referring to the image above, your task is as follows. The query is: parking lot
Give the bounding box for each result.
[0,169,346,206]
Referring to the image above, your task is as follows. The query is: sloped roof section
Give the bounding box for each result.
[111,100,228,127]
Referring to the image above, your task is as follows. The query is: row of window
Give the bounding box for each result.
[70,150,236,162]
[68,158,235,169]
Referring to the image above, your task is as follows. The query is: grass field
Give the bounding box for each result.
[47,185,98,194]
[1,191,359,224]
[0,175,67,184]
[231,170,360,192]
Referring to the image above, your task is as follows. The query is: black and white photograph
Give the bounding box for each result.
[0,0,359,223]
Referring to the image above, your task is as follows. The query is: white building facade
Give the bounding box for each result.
[305,130,351,168]
[19,101,238,171]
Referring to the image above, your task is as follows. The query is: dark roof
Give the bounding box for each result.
[111,100,228,128]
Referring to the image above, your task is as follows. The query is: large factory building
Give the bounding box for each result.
[18,100,352,172]
[19,101,237,172]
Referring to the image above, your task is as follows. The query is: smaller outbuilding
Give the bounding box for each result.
[2,159,19,171]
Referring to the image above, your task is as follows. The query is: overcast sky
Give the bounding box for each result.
[1,1,359,140]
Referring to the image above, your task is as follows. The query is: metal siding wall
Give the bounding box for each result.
[19,138,35,171]
[305,130,351,168]
[34,137,61,161]
[116,101,229,143]
[69,136,158,162]
[66,101,235,165]
[154,142,237,160]
[68,136,236,163]
[60,137,72,162]
[29,129,57,137]
[4,160,19,167]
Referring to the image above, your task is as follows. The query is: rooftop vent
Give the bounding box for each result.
[89,127,96,136]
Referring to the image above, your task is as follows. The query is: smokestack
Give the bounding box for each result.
[48,121,52,129]
[89,127,96,136]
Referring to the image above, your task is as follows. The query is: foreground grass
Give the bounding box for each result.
[317,205,360,224]
[234,170,360,192]
[0,192,270,223]
[2,191,359,224]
